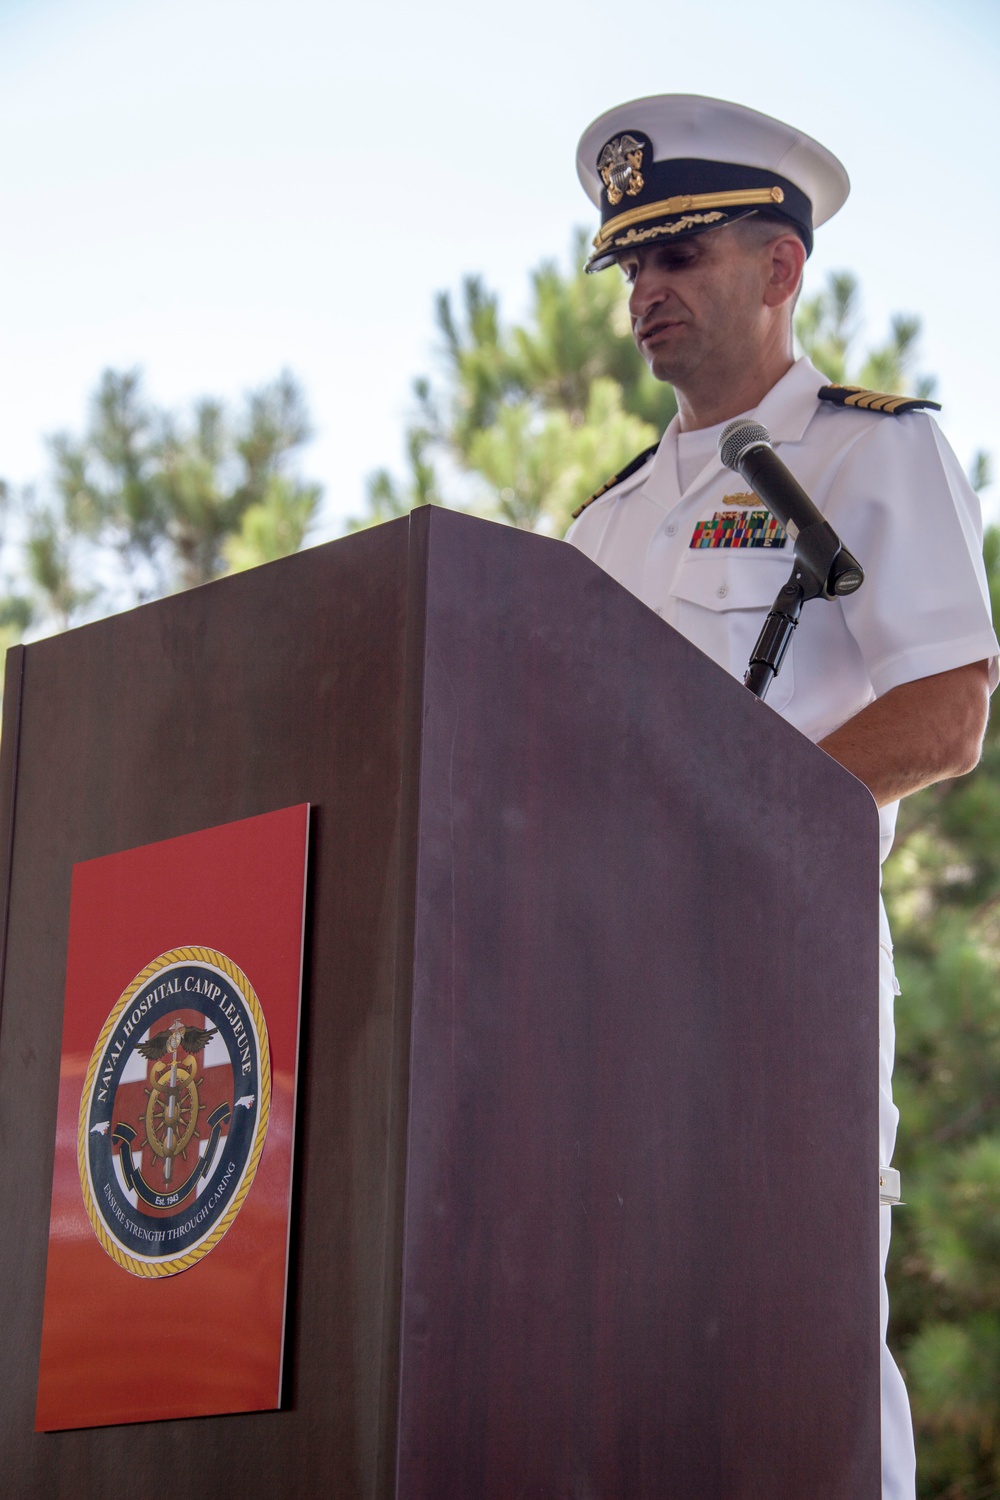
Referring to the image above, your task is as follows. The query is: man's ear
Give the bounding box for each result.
[763,233,807,309]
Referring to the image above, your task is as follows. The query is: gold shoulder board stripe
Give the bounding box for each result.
[817,383,942,416]
[571,442,659,519]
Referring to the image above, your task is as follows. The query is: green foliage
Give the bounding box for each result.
[771,266,1000,1496]
[0,367,321,701]
[462,377,654,532]
[223,473,323,574]
[883,603,1000,1496]
[971,453,993,498]
[796,266,1000,1498]
[21,368,321,630]
[350,406,441,533]
[350,230,676,535]
[795,270,937,398]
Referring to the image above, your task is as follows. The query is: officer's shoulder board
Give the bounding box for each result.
[571,441,659,519]
[817,383,942,416]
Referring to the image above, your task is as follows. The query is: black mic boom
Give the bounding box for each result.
[718,419,864,599]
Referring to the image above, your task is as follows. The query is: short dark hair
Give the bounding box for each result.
[730,210,805,306]
[733,208,807,247]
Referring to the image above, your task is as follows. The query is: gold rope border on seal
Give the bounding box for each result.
[593,185,785,252]
[77,946,272,1280]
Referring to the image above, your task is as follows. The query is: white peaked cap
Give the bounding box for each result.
[576,94,850,271]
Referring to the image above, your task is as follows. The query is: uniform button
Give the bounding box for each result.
[665,522,678,536]
[716,583,729,598]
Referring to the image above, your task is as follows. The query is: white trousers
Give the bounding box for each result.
[879,904,916,1500]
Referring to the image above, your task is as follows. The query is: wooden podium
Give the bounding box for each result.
[0,506,881,1497]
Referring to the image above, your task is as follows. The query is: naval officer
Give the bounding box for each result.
[566,94,999,1500]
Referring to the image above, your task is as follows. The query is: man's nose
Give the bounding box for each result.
[628,262,666,322]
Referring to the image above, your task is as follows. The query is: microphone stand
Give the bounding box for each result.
[744,519,857,701]
[744,576,804,701]
[725,434,865,703]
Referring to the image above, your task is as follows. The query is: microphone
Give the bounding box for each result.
[718,419,864,599]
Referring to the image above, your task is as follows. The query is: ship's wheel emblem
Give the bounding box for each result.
[139,1021,216,1186]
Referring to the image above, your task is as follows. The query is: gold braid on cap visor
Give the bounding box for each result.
[593,185,785,253]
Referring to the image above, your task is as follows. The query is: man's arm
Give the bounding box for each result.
[817,660,991,808]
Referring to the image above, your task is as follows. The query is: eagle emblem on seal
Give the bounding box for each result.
[137,1019,217,1062]
[598,135,645,206]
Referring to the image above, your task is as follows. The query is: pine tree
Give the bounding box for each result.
[882,499,1000,1499]
[795,269,938,398]
[23,368,321,630]
[352,231,676,535]
[800,271,1000,1498]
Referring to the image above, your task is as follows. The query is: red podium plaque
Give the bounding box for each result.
[35,804,309,1431]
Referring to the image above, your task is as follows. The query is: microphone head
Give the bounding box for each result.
[719,419,771,472]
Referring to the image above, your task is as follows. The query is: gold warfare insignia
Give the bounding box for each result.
[79,947,271,1278]
[598,135,645,206]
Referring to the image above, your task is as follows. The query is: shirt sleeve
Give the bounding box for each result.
[820,413,999,697]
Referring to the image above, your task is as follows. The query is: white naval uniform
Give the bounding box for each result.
[566,355,1000,1500]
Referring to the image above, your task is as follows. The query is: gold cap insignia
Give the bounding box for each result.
[598,135,645,206]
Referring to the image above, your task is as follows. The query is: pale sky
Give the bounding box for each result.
[0,0,997,538]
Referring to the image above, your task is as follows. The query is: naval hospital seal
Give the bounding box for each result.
[78,947,271,1278]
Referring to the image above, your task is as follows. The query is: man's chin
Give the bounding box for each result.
[636,333,693,386]
[644,352,687,385]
